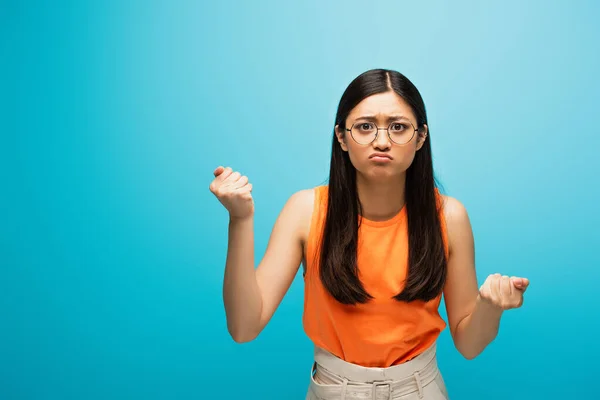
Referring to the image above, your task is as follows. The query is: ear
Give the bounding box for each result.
[415,124,428,151]
[335,125,349,152]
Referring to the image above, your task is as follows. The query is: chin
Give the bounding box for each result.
[360,168,400,181]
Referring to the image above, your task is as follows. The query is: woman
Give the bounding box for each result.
[209,69,530,400]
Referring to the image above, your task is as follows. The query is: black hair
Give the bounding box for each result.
[318,69,447,304]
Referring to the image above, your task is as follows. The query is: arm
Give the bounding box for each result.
[223,189,313,343]
[442,197,529,359]
[222,215,262,342]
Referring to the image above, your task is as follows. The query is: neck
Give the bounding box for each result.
[356,173,406,222]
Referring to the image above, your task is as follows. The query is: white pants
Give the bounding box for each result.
[306,343,449,400]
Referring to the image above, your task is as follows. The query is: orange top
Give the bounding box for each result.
[303,185,449,367]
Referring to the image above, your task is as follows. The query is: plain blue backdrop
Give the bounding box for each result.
[2,1,599,399]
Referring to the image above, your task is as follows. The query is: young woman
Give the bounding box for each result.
[209,69,530,400]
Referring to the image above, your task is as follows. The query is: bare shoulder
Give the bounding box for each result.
[438,194,473,252]
[439,194,469,223]
[287,187,315,208]
[284,187,316,245]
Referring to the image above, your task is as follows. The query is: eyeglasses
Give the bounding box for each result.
[345,120,419,145]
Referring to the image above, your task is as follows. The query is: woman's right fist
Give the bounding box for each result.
[209,166,254,220]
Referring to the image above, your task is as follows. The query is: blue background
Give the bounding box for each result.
[2,1,599,399]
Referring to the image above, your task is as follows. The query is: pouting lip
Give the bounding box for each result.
[369,153,393,160]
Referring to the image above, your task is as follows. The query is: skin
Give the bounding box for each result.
[334,91,427,222]
[210,91,530,359]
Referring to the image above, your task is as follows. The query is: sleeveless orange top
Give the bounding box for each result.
[303,185,449,368]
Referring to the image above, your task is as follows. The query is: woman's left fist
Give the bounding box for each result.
[478,273,530,310]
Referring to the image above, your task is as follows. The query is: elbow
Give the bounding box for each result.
[455,337,496,360]
[453,336,484,360]
[228,325,260,344]
[452,324,499,360]
[459,349,479,360]
[455,341,482,360]
[224,304,264,343]
[230,332,257,344]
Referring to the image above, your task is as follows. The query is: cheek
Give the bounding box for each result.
[346,149,363,169]
[398,151,417,170]
[345,143,369,165]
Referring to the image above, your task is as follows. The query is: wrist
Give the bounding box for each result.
[476,292,504,317]
[229,214,253,224]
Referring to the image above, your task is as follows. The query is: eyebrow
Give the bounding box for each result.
[354,115,411,122]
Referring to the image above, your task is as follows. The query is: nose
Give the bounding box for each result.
[373,129,392,149]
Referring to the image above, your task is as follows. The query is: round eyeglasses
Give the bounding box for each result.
[345,120,418,145]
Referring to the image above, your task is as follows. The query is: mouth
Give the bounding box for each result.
[369,154,393,162]
[370,156,392,163]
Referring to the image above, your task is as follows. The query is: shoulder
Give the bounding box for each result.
[286,186,318,211]
[282,186,321,244]
[438,194,468,222]
[437,194,473,253]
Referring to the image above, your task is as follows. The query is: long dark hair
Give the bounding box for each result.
[318,69,447,305]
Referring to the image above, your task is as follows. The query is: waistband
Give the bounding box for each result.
[314,343,437,382]
[310,343,440,399]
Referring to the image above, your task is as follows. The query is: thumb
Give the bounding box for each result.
[511,276,529,291]
[213,166,225,177]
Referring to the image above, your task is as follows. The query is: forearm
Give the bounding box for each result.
[222,216,263,342]
[453,295,504,359]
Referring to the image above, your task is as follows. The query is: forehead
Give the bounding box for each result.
[347,91,414,120]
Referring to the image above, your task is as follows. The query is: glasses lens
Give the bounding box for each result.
[388,121,416,144]
[351,122,377,144]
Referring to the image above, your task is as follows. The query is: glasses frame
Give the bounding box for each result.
[345,120,419,145]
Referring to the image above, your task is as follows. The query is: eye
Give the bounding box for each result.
[390,123,407,131]
[354,122,375,132]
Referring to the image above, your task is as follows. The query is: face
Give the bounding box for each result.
[335,91,428,181]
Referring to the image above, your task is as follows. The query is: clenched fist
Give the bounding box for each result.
[478,273,530,310]
[209,166,254,220]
